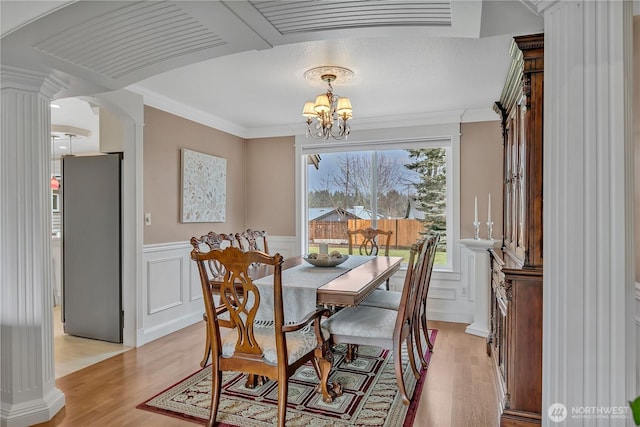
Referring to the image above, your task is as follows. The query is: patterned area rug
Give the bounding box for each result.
[138,330,436,426]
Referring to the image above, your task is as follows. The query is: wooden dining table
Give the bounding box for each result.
[210,254,403,308]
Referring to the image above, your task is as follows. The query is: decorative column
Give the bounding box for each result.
[460,238,497,338]
[1,67,66,426]
[539,1,635,424]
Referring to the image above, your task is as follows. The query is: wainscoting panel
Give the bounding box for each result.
[189,261,203,302]
[140,241,202,346]
[147,256,183,314]
[263,236,297,259]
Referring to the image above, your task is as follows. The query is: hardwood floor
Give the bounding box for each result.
[35,320,498,427]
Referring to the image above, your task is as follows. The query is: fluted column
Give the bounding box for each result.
[1,67,66,426]
[539,2,635,425]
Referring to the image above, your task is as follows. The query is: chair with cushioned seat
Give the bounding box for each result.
[322,238,429,405]
[191,245,341,427]
[360,233,440,368]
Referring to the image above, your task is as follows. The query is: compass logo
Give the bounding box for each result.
[548,403,568,423]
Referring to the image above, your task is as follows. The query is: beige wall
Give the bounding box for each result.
[143,106,247,244]
[245,136,296,236]
[460,121,504,240]
[143,106,504,246]
[635,16,639,283]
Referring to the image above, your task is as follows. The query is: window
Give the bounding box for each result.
[51,190,60,212]
[296,125,460,272]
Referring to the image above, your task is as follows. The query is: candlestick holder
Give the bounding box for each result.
[486,221,494,240]
[473,221,481,240]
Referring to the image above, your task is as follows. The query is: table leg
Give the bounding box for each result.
[345,344,359,363]
[314,340,343,403]
[244,374,267,389]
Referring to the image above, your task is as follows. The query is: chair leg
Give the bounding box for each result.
[208,367,222,427]
[385,278,390,291]
[413,312,427,369]
[277,373,288,427]
[421,307,433,351]
[345,344,359,363]
[406,333,420,379]
[200,319,211,368]
[393,336,410,405]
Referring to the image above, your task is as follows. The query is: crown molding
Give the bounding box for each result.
[130,84,500,139]
[128,84,248,138]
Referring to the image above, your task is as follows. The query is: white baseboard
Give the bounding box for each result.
[465,323,490,338]
[0,389,65,427]
[136,311,202,347]
[427,309,473,324]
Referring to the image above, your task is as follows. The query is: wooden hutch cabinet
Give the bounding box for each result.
[489,33,544,427]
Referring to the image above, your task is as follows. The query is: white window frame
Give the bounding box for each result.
[294,123,461,274]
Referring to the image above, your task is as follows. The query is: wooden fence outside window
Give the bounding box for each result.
[309,218,425,249]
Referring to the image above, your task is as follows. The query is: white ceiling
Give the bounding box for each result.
[1,0,548,155]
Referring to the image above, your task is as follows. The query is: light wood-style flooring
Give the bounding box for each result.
[53,306,129,378]
[36,320,498,427]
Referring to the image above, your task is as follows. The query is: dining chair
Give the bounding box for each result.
[360,233,440,368]
[321,239,428,405]
[347,227,393,290]
[236,228,269,254]
[191,245,341,427]
[190,232,239,368]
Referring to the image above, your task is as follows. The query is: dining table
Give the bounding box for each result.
[209,254,402,308]
[222,255,402,316]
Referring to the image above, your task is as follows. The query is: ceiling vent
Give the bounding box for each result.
[249,0,452,34]
[33,1,227,80]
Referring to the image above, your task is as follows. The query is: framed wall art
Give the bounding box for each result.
[181,148,226,222]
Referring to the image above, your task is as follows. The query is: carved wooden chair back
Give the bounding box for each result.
[236,229,269,254]
[348,227,393,289]
[189,231,238,368]
[347,227,392,256]
[190,231,237,277]
[190,245,338,427]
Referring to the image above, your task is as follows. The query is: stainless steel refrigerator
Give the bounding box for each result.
[61,153,122,343]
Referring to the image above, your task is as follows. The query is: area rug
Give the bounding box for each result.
[138,329,436,426]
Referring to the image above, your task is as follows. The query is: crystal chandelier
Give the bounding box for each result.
[302,66,353,140]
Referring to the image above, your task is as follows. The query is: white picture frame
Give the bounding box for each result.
[180,148,226,223]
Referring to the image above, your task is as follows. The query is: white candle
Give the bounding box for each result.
[474,196,478,223]
[488,193,492,222]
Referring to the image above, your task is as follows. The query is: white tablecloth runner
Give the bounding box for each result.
[253,255,373,325]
